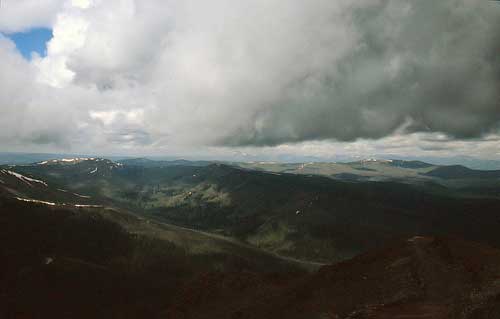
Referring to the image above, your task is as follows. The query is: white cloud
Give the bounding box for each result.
[71,0,91,9]
[89,109,144,126]
[0,0,499,160]
[33,6,89,87]
[0,0,65,33]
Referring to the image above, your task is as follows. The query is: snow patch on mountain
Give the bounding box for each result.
[57,188,91,199]
[360,158,393,164]
[37,158,103,165]
[1,170,48,186]
[15,197,56,206]
[74,204,103,208]
[15,197,101,208]
[73,193,91,199]
[36,158,122,171]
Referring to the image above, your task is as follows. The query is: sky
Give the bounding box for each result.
[4,28,53,59]
[0,0,499,161]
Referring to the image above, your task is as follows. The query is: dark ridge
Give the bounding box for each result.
[425,165,500,179]
[389,160,435,169]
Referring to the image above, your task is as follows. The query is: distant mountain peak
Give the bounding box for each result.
[37,157,109,165]
[356,158,393,164]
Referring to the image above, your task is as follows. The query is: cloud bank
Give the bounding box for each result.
[0,0,499,157]
[0,0,66,33]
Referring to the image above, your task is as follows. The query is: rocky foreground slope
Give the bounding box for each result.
[168,236,500,319]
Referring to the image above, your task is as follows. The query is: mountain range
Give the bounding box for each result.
[1,156,500,318]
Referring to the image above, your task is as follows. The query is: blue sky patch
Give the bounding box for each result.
[4,28,53,60]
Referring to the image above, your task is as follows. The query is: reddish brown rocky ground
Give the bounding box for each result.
[167,236,500,319]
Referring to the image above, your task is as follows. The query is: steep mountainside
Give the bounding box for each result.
[0,170,305,319]
[0,168,96,206]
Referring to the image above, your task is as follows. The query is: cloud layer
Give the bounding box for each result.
[0,0,499,157]
[0,0,65,33]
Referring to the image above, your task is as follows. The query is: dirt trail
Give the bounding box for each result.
[148,216,327,271]
[106,205,326,271]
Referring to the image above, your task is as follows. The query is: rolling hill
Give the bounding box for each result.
[238,159,500,187]
[6,158,500,263]
[425,165,500,180]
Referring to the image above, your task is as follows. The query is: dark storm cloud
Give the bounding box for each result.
[418,145,454,152]
[219,1,500,146]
